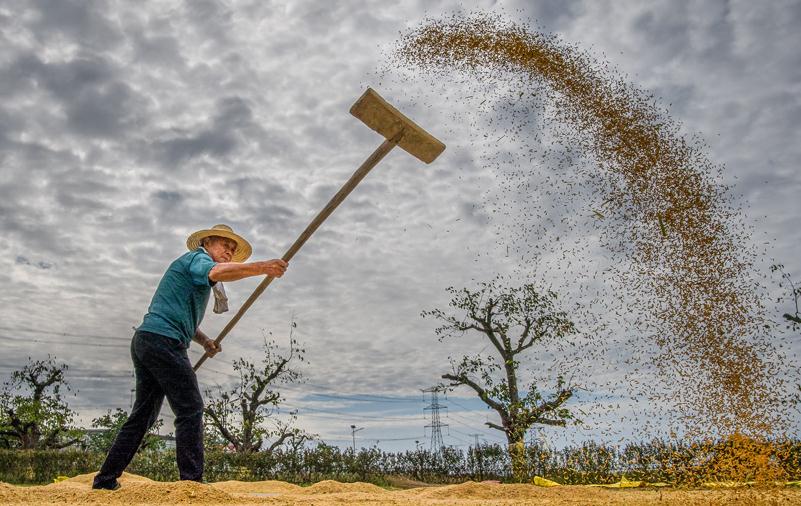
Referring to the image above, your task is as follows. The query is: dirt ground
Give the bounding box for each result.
[2,473,800,505]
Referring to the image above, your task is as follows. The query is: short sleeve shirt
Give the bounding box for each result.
[138,247,217,346]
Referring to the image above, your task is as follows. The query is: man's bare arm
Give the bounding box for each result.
[193,328,222,356]
[209,259,287,282]
[192,328,211,344]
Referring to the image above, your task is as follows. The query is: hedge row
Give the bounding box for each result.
[0,445,501,485]
[2,438,800,485]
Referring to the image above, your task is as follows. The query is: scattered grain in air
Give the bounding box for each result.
[383,12,794,483]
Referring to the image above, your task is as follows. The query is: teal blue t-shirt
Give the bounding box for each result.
[138,247,217,346]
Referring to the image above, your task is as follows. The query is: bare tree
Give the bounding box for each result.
[0,356,83,449]
[423,280,578,481]
[203,325,315,453]
[771,264,801,404]
[87,408,164,453]
[772,264,801,327]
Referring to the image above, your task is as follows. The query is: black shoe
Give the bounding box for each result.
[92,480,121,491]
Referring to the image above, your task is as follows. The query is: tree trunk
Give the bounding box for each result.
[21,432,38,450]
[508,435,527,483]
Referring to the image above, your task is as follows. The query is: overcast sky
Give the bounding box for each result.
[1,0,799,452]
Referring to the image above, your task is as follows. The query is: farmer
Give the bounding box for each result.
[92,224,288,490]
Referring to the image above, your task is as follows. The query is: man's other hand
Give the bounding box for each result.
[202,338,222,357]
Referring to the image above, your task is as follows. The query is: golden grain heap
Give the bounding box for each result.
[391,13,790,480]
[3,472,801,504]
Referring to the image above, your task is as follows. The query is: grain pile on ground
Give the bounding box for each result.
[212,479,302,494]
[387,12,794,480]
[57,472,154,487]
[2,474,800,505]
[0,483,22,502]
[398,480,563,499]
[303,479,388,494]
[1,473,235,505]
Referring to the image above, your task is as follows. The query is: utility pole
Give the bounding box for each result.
[422,387,448,454]
[350,424,364,453]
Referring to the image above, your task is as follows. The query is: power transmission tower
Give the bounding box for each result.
[468,433,484,480]
[422,387,448,453]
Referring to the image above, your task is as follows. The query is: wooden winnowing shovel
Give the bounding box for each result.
[193,88,446,370]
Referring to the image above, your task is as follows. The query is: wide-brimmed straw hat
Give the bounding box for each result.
[186,224,252,263]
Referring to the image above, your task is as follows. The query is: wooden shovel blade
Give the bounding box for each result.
[350,88,446,164]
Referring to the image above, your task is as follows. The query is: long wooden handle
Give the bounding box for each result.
[194,133,403,371]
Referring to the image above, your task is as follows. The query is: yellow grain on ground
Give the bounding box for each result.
[212,479,302,494]
[2,474,801,505]
[302,479,388,494]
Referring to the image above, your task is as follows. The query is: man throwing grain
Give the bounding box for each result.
[93,224,287,490]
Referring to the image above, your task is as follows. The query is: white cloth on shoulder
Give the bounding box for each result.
[212,282,228,314]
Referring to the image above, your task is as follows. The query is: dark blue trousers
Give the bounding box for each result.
[93,330,204,488]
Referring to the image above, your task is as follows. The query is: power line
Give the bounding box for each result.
[0,361,478,415]
[1,362,499,433]
[0,325,130,342]
[188,352,432,403]
[446,433,472,445]
[0,352,503,445]
[281,402,423,422]
[192,355,438,404]
[1,333,129,348]
[319,436,423,444]
[299,392,420,403]
[448,398,485,412]
[444,412,505,443]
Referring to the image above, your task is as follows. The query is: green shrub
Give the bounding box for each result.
[1,438,798,486]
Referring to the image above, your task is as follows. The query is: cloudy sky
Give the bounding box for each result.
[1,0,799,452]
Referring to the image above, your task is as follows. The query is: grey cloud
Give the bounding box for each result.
[0,202,78,258]
[154,131,237,167]
[346,10,397,38]
[3,52,150,138]
[650,83,696,117]
[632,9,691,59]
[126,22,186,69]
[225,178,301,237]
[245,203,299,232]
[310,183,340,204]
[27,0,124,51]
[15,256,54,270]
[216,97,254,125]
[0,53,47,99]
[55,176,118,201]
[230,176,289,199]
[151,96,259,167]
[55,189,108,214]
[37,54,114,93]
[66,81,145,138]
[0,108,25,149]
[510,0,584,30]
[153,190,183,203]
[458,201,491,226]
[151,190,187,216]
[181,0,235,49]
